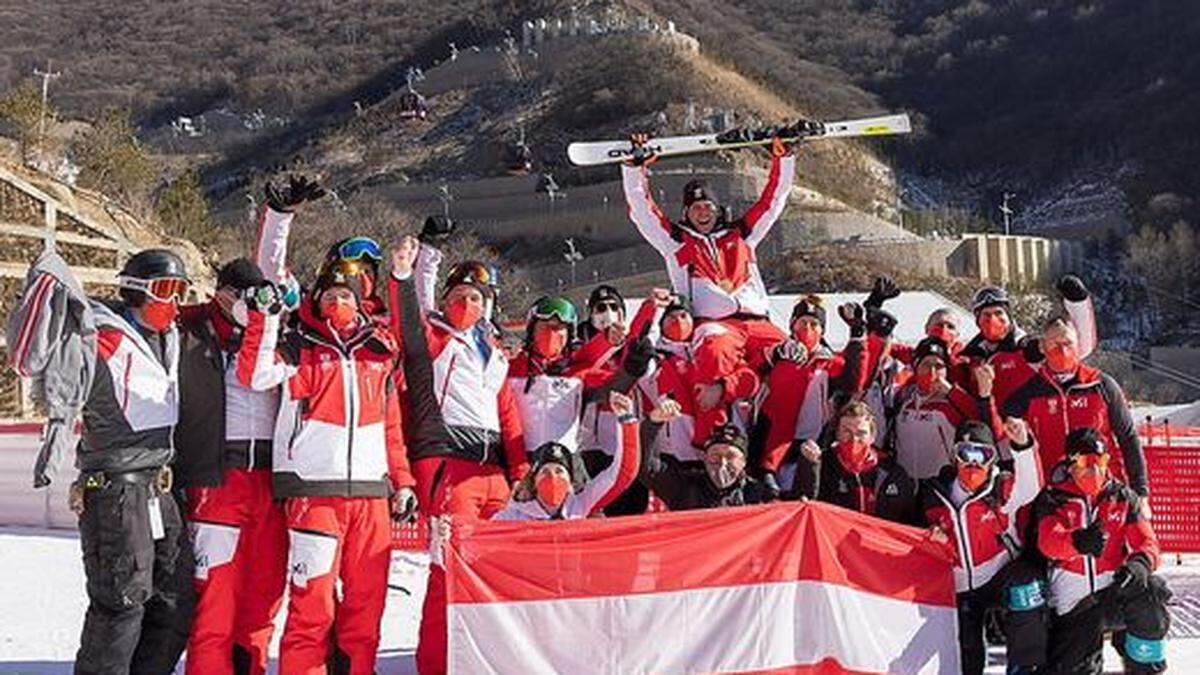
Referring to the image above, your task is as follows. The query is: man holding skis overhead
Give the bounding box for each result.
[621,126,808,400]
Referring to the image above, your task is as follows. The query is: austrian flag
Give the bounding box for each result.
[445,501,960,674]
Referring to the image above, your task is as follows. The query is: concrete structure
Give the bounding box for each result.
[950,234,1085,287]
[0,161,211,420]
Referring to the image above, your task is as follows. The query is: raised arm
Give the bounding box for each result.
[413,242,444,316]
[235,308,294,392]
[1057,275,1098,359]
[741,150,797,249]
[254,176,326,283]
[621,163,680,256]
[576,408,641,515]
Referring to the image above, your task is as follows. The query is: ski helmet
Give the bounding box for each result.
[913,336,952,367]
[971,286,1010,315]
[525,296,578,346]
[587,285,625,315]
[443,260,495,299]
[118,249,190,307]
[1065,428,1106,458]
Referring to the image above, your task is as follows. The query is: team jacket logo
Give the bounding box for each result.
[1047,400,1059,415]
[1069,398,1089,409]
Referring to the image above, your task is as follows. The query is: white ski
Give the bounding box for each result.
[566,113,912,167]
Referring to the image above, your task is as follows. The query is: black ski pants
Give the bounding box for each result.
[75,476,194,675]
[1046,576,1171,675]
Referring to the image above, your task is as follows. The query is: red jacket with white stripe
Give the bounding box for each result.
[388,272,527,480]
[236,305,414,498]
[491,416,641,521]
[578,298,659,456]
[919,444,1043,593]
[1031,471,1160,615]
[1002,363,1148,496]
[758,340,867,473]
[621,155,795,320]
[506,334,614,455]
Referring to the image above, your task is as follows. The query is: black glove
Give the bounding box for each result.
[245,282,283,316]
[390,487,419,524]
[1019,335,1044,364]
[1115,553,1152,592]
[715,127,755,144]
[623,336,656,377]
[1056,275,1090,303]
[264,174,326,212]
[761,471,781,501]
[419,215,455,243]
[770,339,808,366]
[627,134,659,166]
[864,276,901,310]
[838,302,867,338]
[1071,519,1107,557]
[866,307,897,340]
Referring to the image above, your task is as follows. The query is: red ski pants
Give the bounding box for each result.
[186,468,287,675]
[279,496,392,675]
[694,317,785,386]
[413,457,511,675]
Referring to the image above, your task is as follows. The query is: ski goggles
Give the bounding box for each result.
[334,237,383,262]
[1071,452,1110,471]
[953,441,997,467]
[445,261,494,291]
[528,296,578,325]
[325,257,374,279]
[118,276,191,303]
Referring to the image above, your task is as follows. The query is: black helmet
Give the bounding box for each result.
[118,249,189,307]
[216,257,264,291]
[587,285,625,314]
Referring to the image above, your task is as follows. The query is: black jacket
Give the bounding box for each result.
[811,446,920,525]
[172,306,228,488]
[639,421,775,510]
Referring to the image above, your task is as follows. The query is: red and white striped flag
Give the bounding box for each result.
[445,501,960,674]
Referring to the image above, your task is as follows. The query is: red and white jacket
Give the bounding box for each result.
[758,339,867,473]
[1032,472,1160,615]
[960,294,1098,411]
[577,298,657,456]
[1002,363,1148,496]
[491,416,640,521]
[920,445,1043,593]
[388,269,527,479]
[621,155,795,320]
[506,333,614,455]
[637,339,701,462]
[236,305,414,498]
[890,383,990,480]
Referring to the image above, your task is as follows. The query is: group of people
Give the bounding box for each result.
[6,134,1170,675]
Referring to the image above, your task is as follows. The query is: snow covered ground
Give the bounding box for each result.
[1,528,1198,674]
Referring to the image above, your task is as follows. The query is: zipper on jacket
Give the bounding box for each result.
[1082,498,1096,593]
[953,501,976,589]
[345,353,359,493]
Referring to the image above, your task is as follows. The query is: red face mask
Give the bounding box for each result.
[915,370,939,394]
[323,301,358,330]
[662,314,693,342]
[1071,455,1109,497]
[140,299,178,332]
[836,440,874,474]
[444,298,483,330]
[978,313,1010,342]
[928,325,956,346]
[1045,342,1079,373]
[535,473,571,511]
[532,324,568,360]
[958,464,990,492]
[793,323,822,353]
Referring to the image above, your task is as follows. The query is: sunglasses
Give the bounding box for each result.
[529,297,578,325]
[334,237,383,262]
[592,300,622,313]
[120,276,191,303]
[954,441,996,466]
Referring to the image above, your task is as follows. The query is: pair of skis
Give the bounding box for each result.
[566,113,912,166]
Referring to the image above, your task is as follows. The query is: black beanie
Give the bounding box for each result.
[790,295,827,329]
[682,179,720,208]
[216,258,265,291]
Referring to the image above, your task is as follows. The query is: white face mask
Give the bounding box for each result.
[231,298,250,327]
[591,308,621,330]
[707,461,741,490]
